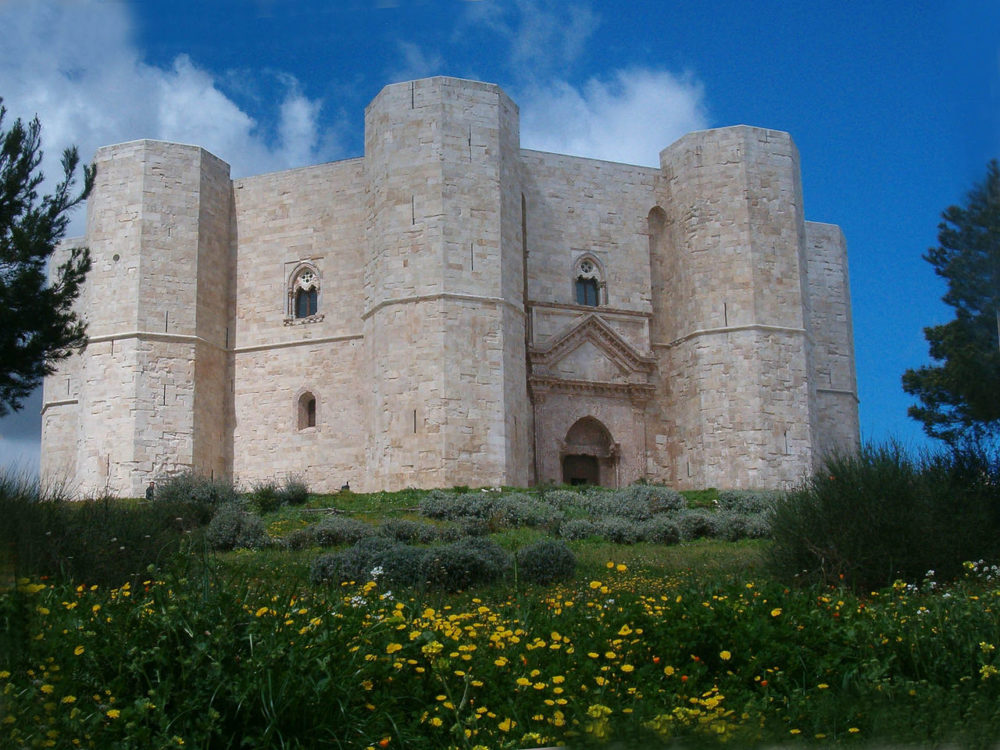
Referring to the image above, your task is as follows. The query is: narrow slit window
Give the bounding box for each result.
[298,392,317,430]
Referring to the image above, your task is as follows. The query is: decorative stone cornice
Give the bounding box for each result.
[529,375,655,406]
[530,312,656,376]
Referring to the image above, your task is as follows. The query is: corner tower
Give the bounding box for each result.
[653,126,818,489]
[363,78,531,490]
[42,140,232,497]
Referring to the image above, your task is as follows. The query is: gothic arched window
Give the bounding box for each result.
[287,264,322,323]
[573,255,605,307]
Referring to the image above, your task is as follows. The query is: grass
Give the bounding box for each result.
[3,470,1000,748]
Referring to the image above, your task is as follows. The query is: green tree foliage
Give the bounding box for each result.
[0,99,94,416]
[903,160,1000,443]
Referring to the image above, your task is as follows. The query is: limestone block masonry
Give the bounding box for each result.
[41,76,859,497]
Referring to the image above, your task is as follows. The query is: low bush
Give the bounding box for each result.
[596,517,642,545]
[417,490,478,520]
[311,516,375,547]
[677,510,722,541]
[616,483,687,514]
[516,539,576,585]
[277,477,310,506]
[247,482,282,514]
[310,536,400,585]
[541,489,585,509]
[377,518,439,544]
[559,518,598,540]
[205,504,269,551]
[419,537,511,591]
[715,511,770,542]
[716,489,781,514]
[639,516,682,545]
[439,517,490,541]
[154,472,240,509]
[488,494,562,529]
[768,443,1000,590]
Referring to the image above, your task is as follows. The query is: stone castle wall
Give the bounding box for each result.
[41,76,859,496]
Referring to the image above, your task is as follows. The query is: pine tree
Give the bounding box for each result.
[902,160,1000,443]
[0,99,95,416]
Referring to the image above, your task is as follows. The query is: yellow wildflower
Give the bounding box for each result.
[719,650,732,661]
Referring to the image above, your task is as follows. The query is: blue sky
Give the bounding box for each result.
[1,0,998,475]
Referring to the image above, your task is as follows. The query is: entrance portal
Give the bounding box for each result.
[562,454,600,485]
[560,417,618,487]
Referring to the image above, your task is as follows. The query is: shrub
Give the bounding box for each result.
[377,518,439,544]
[439,517,490,541]
[619,483,687,514]
[676,510,721,541]
[375,544,430,587]
[205,503,269,551]
[247,482,282,514]
[595,517,641,545]
[310,537,401,585]
[768,443,1000,591]
[515,539,576,585]
[639,516,681,545]
[487,494,562,529]
[419,537,510,591]
[542,489,585,509]
[715,511,771,542]
[277,477,310,506]
[155,472,240,510]
[559,518,598,540]
[572,485,684,521]
[312,516,375,547]
[418,490,475,520]
[716,489,781,514]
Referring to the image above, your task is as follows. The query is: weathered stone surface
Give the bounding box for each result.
[41,76,858,496]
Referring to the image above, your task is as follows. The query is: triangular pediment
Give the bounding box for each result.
[530,313,655,380]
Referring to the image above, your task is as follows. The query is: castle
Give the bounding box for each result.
[41,76,859,497]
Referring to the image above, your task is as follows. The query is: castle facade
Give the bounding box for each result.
[41,77,859,496]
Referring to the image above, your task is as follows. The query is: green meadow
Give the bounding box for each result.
[3,444,1000,749]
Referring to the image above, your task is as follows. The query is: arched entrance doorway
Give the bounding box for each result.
[561,417,618,487]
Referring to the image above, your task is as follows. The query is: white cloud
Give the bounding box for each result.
[518,68,709,167]
[460,0,599,78]
[387,42,445,84]
[0,0,336,238]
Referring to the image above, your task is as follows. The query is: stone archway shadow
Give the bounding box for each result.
[561,416,619,487]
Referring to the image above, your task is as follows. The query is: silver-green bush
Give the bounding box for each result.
[516,540,576,585]
[559,518,598,540]
[639,516,682,544]
[205,503,269,551]
[595,517,641,545]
